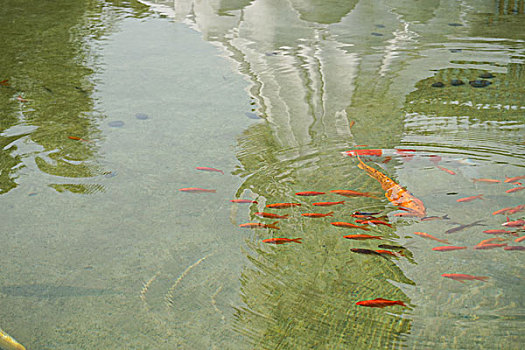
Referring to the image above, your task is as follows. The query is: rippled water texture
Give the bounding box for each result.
[0,0,523,349]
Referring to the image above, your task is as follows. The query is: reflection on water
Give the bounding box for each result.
[1,0,524,349]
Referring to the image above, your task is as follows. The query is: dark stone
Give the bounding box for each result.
[450,79,464,86]
[375,24,385,28]
[448,23,463,27]
[371,32,383,36]
[449,49,462,53]
[469,80,491,88]
[431,82,445,88]
[479,72,494,79]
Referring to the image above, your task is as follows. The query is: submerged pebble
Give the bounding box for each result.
[469,80,492,88]
[371,32,383,36]
[431,82,445,88]
[135,113,149,120]
[108,120,124,127]
[448,23,463,27]
[479,72,495,79]
[450,79,464,86]
[449,48,462,53]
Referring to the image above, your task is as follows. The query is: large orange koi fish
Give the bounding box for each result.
[356,156,426,217]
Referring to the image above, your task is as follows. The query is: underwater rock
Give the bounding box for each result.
[135,113,149,120]
[469,80,492,88]
[479,72,495,79]
[431,82,445,88]
[450,79,464,86]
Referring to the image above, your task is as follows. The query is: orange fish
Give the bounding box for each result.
[344,149,383,157]
[313,201,345,207]
[476,237,506,246]
[331,222,370,230]
[343,234,382,240]
[483,229,517,236]
[0,79,9,86]
[506,186,524,193]
[262,237,302,244]
[504,175,525,183]
[295,191,325,196]
[301,212,334,218]
[356,157,426,217]
[492,207,513,215]
[239,221,280,229]
[432,246,467,252]
[504,246,525,251]
[441,273,488,282]
[436,165,456,175]
[355,219,392,227]
[507,204,525,214]
[16,95,28,102]
[472,178,500,183]
[457,194,483,202]
[330,190,378,198]
[413,232,450,244]
[68,136,90,142]
[196,167,224,174]
[349,120,355,128]
[178,187,216,193]
[266,203,302,209]
[515,236,525,243]
[255,212,289,219]
[375,250,403,257]
[473,243,507,250]
[230,199,258,204]
[356,298,406,308]
[502,219,525,227]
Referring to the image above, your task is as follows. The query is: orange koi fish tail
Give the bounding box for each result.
[268,221,280,230]
[474,276,489,282]
[292,238,302,244]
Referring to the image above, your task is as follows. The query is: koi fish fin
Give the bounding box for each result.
[327,211,334,216]
[268,221,280,230]
[292,238,303,244]
[475,276,489,282]
[396,301,407,307]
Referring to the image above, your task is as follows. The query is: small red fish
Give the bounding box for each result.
[504,175,525,183]
[473,243,507,250]
[483,229,517,236]
[413,232,450,244]
[476,237,506,246]
[240,221,280,229]
[507,204,525,214]
[502,219,525,227]
[0,79,9,86]
[504,246,525,251]
[356,298,406,308]
[355,219,392,227]
[515,235,525,243]
[381,156,392,164]
[301,211,334,218]
[432,246,467,252]
[295,191,325,196]
[375,250,403,257]
[506,186,524,193]
[16,95,28,102]
[349,120,355,128]
[436,165,456,175]
[255,212,289,219]
[312,201,345,207]
[492,207,513,215]
[472,178,501,183]
[457,194,483,202]
[230,199,258,204]
[262,237,302,244]
[196,166,224,174]
[266,203,301,209]
[441,273,488,282]
[68,136,91,142]
[330,190,378,198]
[331,222,370,230]
[178,187,216,193]
[344,149,383,157]
[343,234,382,240]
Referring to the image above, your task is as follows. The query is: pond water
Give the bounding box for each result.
[0,1,523,349]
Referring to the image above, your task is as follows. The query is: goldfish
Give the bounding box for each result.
[331,222,370,230]
[483,229,517,236]
[382,156,392,163]
[436,165,456,175]
[492,207,513,215]
[502,219,525,227]
[456,194,483,202]
[0,79,9,86]
[330,190,378,198]
[432,246,467,252]
[355,219,392,227]
[473,243,507,250]
[476,237,506,246]
[344,149,383,157]
[356,298,407,308]
[413,232,450,244]
[196,167,224,174]
[0,328,26,350]
[239,221,280,229]
[312,201,345,206]
[68,136,91,142]
[349,120,355,128]
[343,234,382,240]
[356,156,426,217]
[504,246,525,251]
[262,237,302,244]
[515,235,525,243]
[16,95,28,102]
[506,186,524,193]
[230,199,257,204]
[178,187,216,193]
[255,212,289,219]
[472,178,500,183]
[295,191,325,196]
[507,204,525,214]
[441,273,488,282]
[375,249,403,257]
[445,220,485,234]
[266,203,301,209]
[301,212,334,218]
[504,175,525,183]
[421,214,450,221]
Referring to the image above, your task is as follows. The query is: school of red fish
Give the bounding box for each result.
[179,146,524,309]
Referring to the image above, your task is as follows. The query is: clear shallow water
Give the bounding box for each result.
[1,1,524,349]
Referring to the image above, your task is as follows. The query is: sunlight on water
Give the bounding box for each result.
[1,0,524,349]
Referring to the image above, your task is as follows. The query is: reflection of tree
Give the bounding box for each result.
[0,0,148,195]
